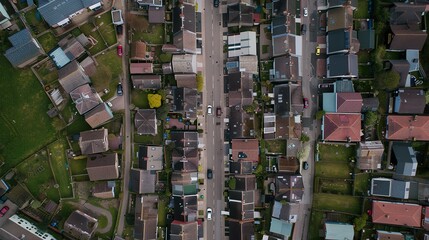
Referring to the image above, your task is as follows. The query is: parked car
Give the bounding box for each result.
[116,25,123,35]
[316,46,321,56]
[117,44,123,56]
[303,161,309,170]
[207,105,213,115]
[216,107,222,117]
[303,98,309,108]
[301,24,306,34]
[213,0,219,8]
[318,84,330,88]
[117,83,123,96]
[207,208,213,220]
[207,169,213,179]
[303,8,308,17]
[0,206,9,217]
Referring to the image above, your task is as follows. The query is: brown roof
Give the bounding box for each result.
[390,2,427,25]
[394,89,426,114]
[93,181,115,198]
[130,42,148,60]
[376,230,404,240]
[84,103,114,128]
[323,113,361,142]
[326,6,353,31]
[173,29,197,54]
[235,175,257,191]
[134,195,158,240]
[131,75,161,90]
[70,84,101,115]
[228,220,255,240]
[58,61,90,93]
[336,92,362,113]
[148,6,165,23]
[130,63,153,74]
[64,210,98,240]
[80,56,97,76]
[275,174,304,202]
[357,141,384,170]
[175,74,197,89]
[278,156,299,173]
[170,221,198,240]
[58,36,85,60]
[231,139,259,162]
[79,128,109,155]
[389,60,410,87]
[134,109,157,135]
[387,115,429,141]
[372,200,421,227]
[86,153,119,181]
[129,169,156,194]
[389,24,427,51]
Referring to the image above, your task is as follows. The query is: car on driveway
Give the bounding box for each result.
[207,105,213,115]
[207,169,213,179]
[117,83,123,96]
[117,44,123,56]
[207,208,212,220]
[303,161,309,170]
[303,98,309,108]
[116,25,123,35]
[0,206,9,217]
[303,8,308,17]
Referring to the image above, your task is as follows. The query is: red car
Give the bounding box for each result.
[216,107,222,117]
[117,45,123,56]
[303,98,309,108]
[0,206,9,217]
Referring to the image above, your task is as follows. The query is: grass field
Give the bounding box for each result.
[133,24,164,44]
[79,23,106,55]
[131,90,150,109]
[313,193,362,214]
[319,144,356,162]
[354,173,370,196]
[265,139,286,154]
[34,59,59,85]
[47,139,73,198]
[37,31,58,52]
[23,8,49,34]
[91,49,123,101]
[318,178,353,195]
[15,150,60,202]
[0,56,56,176]
[309,211,324,239]
[315,162,352,178]
[354,0,369,19]
[69,158,87,175]
[95,12,117,46]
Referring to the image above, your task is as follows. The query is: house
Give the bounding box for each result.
[92,181,115,198]
[230,161,253,174]
[173,195,198,222]
[80,56,97,76]
[129,168,156,194]
[79,128,109,155]
[238,55,259,74]
[231,139,259,163]
[4,29,44,68]
[38,0,102,27]
[358,29,375,50]
[64,210,98,240]
[148,6,165,23]
[394,89,426,114]
[130,41,148,60]
[362,97,379,112]
[171,172,198,195]
[86,153,119,181]
[326,54,358,78]
[138,145,163,170]
[70,84,102,115]
[172,3,196,34]
[172,148,199,172]
[272,201,299,223]
[389,3,428,50]
[49,36,86,68]
[227,3,256,28]
[228,31,257,57]
[326,0,357,9]
[130,63,154,74]
[173,29,197,54]
[357,141,384,170]
[131,75,161,90]
[0,3,11,30]
[392,142,418,176]
[386,115,429,141]
[175,74,197,89]
[406,49,419,72]
[372,200,422,227]
[324,222,354,240]
[371,178,417,199]
[228,220,255,240]
[273,84,304,117]
[134,195,158,240]
[263,113,276,139]
[326,6,353,32]
[227,72,254,107]
[275,174,304,202]
[322,113,361,142]
[235,175,257,191]
[229,108,255,139]
[277,156,299,173]
[135,109,157,135]
[0,214,56,240]
[270,56,300,82]
[323,92,362,113]
[376,230,405,240]
[170,221,198,240]
[229,190,255,220]
[389,60,410,87]
[172,54,197,73]
[327,28,360,55]
[171,87,199,119]
[84,103,114,128]
[136,0,162,7]
[171,131,198,149]
[269,218,293,239]
[58,61,91,93]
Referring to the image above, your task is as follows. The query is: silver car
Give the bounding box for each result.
[207,208,213,220]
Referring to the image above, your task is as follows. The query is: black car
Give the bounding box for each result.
[117,83,123,96]
[116,25,123,35]
[213,0,219,8]
[303,161,309,170]
[207,169,213,179]
[301,24,306,34]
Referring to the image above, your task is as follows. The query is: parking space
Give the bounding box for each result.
[0,200,18,226]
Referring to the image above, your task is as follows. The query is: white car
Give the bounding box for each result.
[304,8,308,17]
[207,105,213,115]
[207,208,212,220]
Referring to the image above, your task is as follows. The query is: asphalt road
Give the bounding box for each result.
[202,2,226,240]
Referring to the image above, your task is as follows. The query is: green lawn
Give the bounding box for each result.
[133,24,165,44]
[313,193,362,214]
[69,158,87,175]
[37,31,58,52]
[34,59,59,85]
[79,23,106,55]
[91,49,123,101]
[265,139,286,154]
[358,65,374,78]
[157,198,168,227]
[0,56,56,176]
[15,150,60,202]
[309,211,324,239]
[315,162,352,178]
[23,8,49,34]
[131,90,150,108]
[358,51,371,64]
[354,0,369,19]
[95,11,117,46]
[319,178,353,195]
[319,144,356,162]
[353,173,370,196]
[353,80,374,92]
[47,139,73,198]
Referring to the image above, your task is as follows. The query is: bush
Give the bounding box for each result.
[300,134,310,143]
[196,72,204,92]
[148,94,162,108]
[316,110,325,120]
[229,177,236,190]
[354,213,368,231]
[375,70,400,90]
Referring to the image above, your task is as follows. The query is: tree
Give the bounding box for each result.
[354,213,368,231]
[261,94,271,103]
[375,70,400,90]
[300,133,310,143]
[365,111,378,126]
[228,177,236,190]
[148,94,162,108]
[373,45,386,72]
[196,72,204,92]
[156,104,169,120]
[316,110,325,120]
[243,102,259,114]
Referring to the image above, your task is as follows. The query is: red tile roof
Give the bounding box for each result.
[231,139,259,162]
[323,113,361,142]
[336,93,362,113]
[387,115,429,141]
[372,200,422,227]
